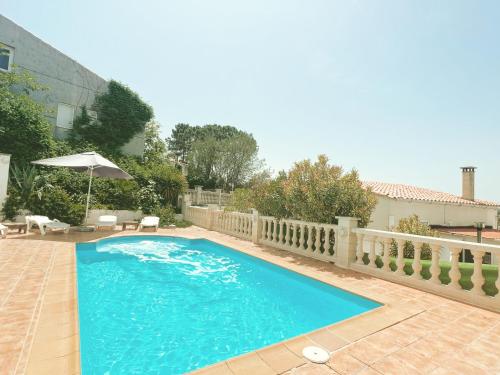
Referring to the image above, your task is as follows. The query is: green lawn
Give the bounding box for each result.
[362,254,499,297]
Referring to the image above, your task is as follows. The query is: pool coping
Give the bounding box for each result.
[24,230,424,374]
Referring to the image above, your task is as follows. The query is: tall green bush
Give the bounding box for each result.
[28,187,85,225]
[226,156,376,226]
[0,70,56,164]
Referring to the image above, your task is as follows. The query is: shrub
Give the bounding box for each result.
[226,155,377,226]
[27,187,85,225]
[135,181,161,214]
[390,215,436,259]
[2,192,23,219]
[93,178,140,210]
[152,205,176,226]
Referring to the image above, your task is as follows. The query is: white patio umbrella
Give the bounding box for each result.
[32,151,133,223]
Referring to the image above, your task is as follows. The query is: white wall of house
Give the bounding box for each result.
[0,154,11,213]
[0,15,145,157]
[368,195,498,231]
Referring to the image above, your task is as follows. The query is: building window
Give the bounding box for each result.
[0,44,14,72]
[56,103,75,129]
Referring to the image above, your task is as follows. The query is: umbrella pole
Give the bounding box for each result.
[85,167,93,224]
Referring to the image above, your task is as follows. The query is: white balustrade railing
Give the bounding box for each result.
[184,206,211,228]
[352,228,500,311]
[213,211,253,240]
[184,189,232,206]
[259,216,338,262]
[183,205,500,311]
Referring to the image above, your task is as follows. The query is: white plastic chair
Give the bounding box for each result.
[0,224,7,238]
[139,216,160,232]
[25,215,70,235]
[95,215,118,230]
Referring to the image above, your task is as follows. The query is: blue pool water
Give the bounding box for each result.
[76,236,380,374]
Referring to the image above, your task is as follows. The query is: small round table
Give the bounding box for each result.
[1,222,28,234]
[121,221,139,231]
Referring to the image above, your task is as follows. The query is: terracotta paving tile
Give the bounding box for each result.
[25,351,80,375]
[455,345,500,371]
[227,352,276,375]
[390,347,439,374]
[286,363,339,374]
[307,330,349,352]
[191,362,234,374]
[428,368,462,375]
[371,355,420,375]
[29,334,79,361]
[345,340,388,365]
[362,331,402,356]
[356,368,382,375]
[438,357,490,375]
[327,350,367,375]
[257,344,306,373]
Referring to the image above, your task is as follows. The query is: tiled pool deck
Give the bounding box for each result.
[0,227,499,375]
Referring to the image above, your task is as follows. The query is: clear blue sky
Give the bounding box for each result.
[3,1,499,201]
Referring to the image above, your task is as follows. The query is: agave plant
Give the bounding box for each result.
[9,164,53,207]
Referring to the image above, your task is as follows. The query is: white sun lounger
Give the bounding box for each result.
[0,224,7,239]
[95,215,118,230]
[139,216,160,232]
[26,215,70,235]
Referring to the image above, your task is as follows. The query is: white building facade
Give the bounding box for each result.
[365,167,499,230]
[0,15,144,156]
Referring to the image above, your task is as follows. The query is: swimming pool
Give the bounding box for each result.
[76,236,380,374]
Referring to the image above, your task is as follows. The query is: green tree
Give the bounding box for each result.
[144,119,167,163]
[73,80,153,153]
[226,172,289,219]
[166,123,197,163]
[214,134,261,190]
[186,128,261,189]
[283,155,377,226]
[227,156,377,226]
[0,69,55,164]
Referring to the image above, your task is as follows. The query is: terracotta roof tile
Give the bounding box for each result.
[362,181,499,207]
[437,227,500,240]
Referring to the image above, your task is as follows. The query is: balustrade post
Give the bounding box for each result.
[395,239,406,276]
[335,217,359,269]
[315,226,321,253]
[271,220,277,242]
[449,247,462,290]
[382,238,392,272]
[430,244,442,284]
[299,223,305,249]
[181,194,192,216]
[285,222,291,246]
[471,250,486,296]
[251,209,260,244]
[279,221,285,244]
[206,205,217,230]
[368,236,377,268]
[194,185,203,205]
[324,227,331,254]
[411,242,423,280]
[266,219,272,241]
[355,233,364,265]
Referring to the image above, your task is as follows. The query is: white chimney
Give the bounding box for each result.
[461,166,476,201]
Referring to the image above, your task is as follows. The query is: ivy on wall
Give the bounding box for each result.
[73,80,153,153]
